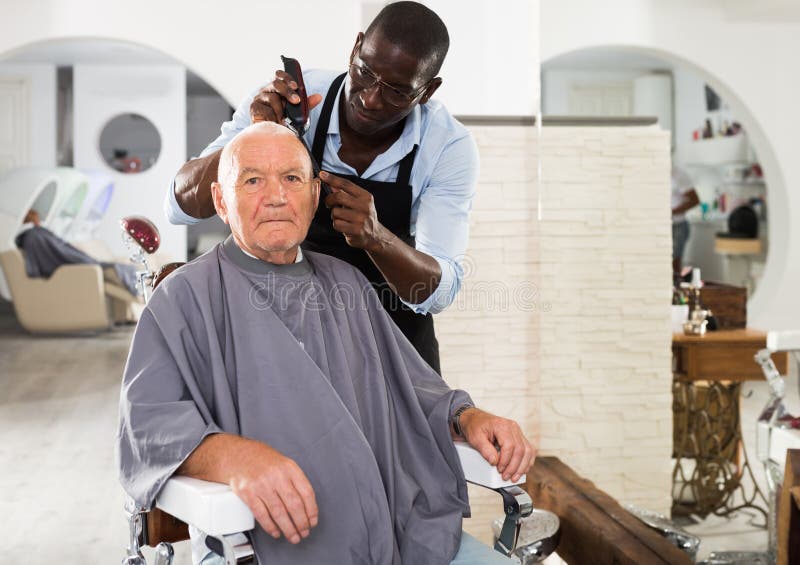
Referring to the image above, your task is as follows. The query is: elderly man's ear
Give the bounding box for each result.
[312,178,321,207]
[211,182,229,225]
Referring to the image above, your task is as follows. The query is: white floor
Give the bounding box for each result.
[0,302,794,563]
[0,311,193,564]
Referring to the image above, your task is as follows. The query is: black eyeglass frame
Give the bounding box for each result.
[348,51,432,108]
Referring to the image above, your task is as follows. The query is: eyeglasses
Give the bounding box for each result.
[348,55,429,108]
[238,173,317,195]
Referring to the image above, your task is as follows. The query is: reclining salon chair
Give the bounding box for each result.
[119,217,560,565]
[0,247,140,332]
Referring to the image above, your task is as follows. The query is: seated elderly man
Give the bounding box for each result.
[117,122,534,565]
[16,208,139,297]
[15,209,140,325]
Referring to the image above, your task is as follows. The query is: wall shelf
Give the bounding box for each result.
[685,134,749,165]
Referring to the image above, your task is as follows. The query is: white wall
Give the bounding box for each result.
[543,68,673,135]
[673,67,715,165]
[538,125,673,514]
[541,0,800,329]
[73,64,186,261]
[186,95,231,159]
[425,0,539,115]
[543,69,643,115]
[633,74,672,133]
[0,0,537,117]
[440,123,674,540]
[0,63,56,167]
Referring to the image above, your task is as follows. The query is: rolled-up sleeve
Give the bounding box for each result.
[404,133,479,315]
[164,179,202,225]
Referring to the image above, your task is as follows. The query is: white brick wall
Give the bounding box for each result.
[437,125,673,544]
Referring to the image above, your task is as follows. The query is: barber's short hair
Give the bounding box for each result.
[365,1,449,79]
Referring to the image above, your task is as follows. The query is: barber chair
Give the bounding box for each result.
[0,246,141,332]
[0,167,60,300]
[0,189,143,333]
[119,217,559,565]
[691,331,800,565]
[628,333,798,565]
[123,443,556,565]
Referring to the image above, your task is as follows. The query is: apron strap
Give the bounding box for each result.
[311,73,347,165]
[396,144,418,187]
[311,73,419,187]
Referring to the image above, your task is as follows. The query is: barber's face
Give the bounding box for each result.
[343,31,441,136]
[213,135,319,260]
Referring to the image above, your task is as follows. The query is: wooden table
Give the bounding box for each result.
[673,329,786,382]
[671,329,788,518]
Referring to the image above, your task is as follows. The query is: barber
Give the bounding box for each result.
[165,2,478,373]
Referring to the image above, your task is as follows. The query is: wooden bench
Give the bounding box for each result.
[527,456,693,564]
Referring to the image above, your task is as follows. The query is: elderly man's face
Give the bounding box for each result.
[212,129,319,263]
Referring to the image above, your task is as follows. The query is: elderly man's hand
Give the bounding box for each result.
[249,70,323,124]
[228,440,319,544]
[320,171,389,252]
[459,408,535,483]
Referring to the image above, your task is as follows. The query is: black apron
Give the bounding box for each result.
[302,73,441,373]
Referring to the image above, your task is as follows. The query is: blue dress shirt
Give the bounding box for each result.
[165,69,479,314]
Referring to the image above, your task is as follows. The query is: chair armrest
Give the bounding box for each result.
[455,441,526,489]
[155,443,523,536]
[156,477,254,537]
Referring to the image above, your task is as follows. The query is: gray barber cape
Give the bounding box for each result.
[117,237,472,565]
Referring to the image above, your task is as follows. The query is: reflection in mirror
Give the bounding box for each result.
[29,180,58,221]
[64,171,114,242]
[99,113,161,174]
[46,167,89,237]
[1,37,235,260]
[542,47,769,297]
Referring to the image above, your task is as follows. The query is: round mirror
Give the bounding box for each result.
[98,113,161,174]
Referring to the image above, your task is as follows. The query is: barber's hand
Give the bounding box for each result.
[459,408,536,483]
[228,442,318,544]
[320,171,388,252]
[249,70,323,124]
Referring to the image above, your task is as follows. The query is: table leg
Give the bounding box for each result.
[672,380,767,520]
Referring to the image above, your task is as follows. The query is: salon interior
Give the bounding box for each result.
[2,1,800,563]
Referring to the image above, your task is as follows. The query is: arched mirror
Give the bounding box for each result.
[542,47,771,298]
